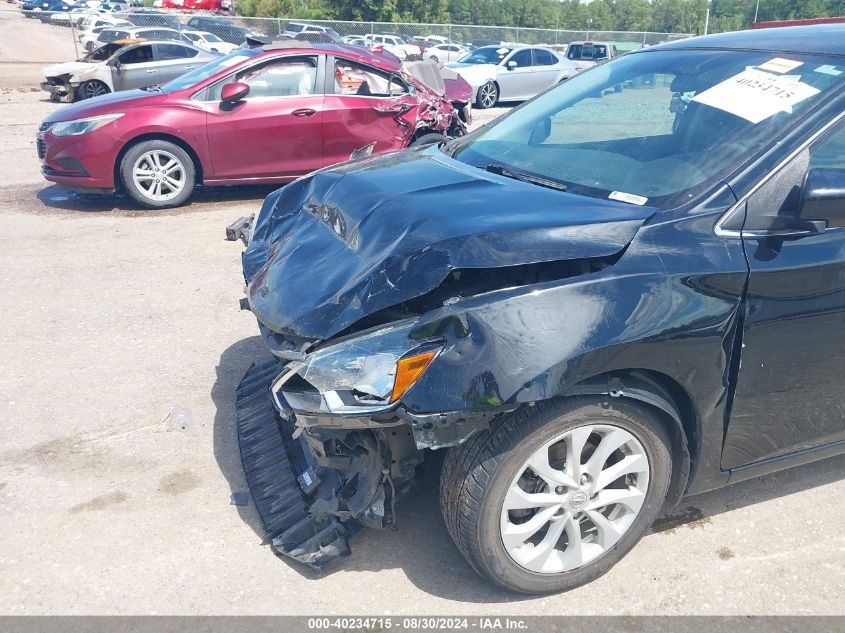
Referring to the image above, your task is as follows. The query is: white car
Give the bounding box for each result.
[425,43,469,64]
[181,31,238,54]
[45,7,96,26]
[364,34,421,61]
[446,45,585,109]
[96,1,128,11]
[82,26,189,52]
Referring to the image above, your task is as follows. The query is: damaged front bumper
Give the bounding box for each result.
[41,79,72,101]
[235,357,507,570]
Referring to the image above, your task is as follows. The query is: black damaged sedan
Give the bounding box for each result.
[227,24,845,594]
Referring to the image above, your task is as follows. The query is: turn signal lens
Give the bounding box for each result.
[390,350,438,403]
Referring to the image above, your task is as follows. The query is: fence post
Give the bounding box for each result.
[642,31,647,45]
[370,21,374,38]
[515,26,519,43]
[69,16,79,60]
[448,23,452,43]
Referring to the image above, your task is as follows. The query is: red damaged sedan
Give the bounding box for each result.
[36,41,472,208]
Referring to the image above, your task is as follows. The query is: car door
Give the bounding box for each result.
[721,116,845,469]
[153,43,203,83]
[112,43,158,90]
[204,54,324,180]
[321,56,418,165]
[533,47,564,87]
[498,49,534,100]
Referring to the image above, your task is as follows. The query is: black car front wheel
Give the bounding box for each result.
[440,397,672,594]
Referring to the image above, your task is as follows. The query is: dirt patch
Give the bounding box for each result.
[718,547,735,560]
[158,470,201,496]
[69,491,128,513]
[651,506,712,534]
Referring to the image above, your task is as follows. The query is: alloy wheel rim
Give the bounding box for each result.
[84,82,107,98]
[132,150,186,202]
[500,424,650,574]
[480,83,496,107]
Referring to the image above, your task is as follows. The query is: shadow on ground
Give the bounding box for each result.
[29,183,277,216]
[212,337,845,602]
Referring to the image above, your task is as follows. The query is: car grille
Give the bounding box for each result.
[36,122,53,160]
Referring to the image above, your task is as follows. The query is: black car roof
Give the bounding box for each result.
[651,24,845,56]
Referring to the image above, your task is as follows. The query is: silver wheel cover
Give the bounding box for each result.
[131,150,187,203]
[500,424,650,574]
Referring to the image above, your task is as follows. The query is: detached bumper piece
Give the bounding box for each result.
[235,360,352,570]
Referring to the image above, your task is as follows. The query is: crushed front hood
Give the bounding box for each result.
[43,61,90,79]
[244,148,655,340]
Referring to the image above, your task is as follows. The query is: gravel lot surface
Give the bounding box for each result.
[1,9,843,617]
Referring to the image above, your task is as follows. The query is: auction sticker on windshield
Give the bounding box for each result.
[691,66,820,124]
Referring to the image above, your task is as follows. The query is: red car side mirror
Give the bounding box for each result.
[221,82,250,104]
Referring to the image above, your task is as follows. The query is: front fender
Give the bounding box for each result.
[398,205,747,495]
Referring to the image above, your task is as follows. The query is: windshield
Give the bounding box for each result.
[458,46,513,65]
[453,49,845,210]
[81,41,123,61]
[162,48,259,92]
[204,33,222,42]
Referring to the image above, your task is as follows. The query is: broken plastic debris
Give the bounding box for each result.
[230,490,250,506]
[163,405,197,433]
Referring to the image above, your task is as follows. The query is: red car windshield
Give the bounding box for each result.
[162,48,261,92]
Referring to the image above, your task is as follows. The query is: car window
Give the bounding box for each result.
[158,44,198,60]
[534,48,558,66]
[118,45,153,64]
[454,51,845,210]
[208,56,318,100]
[333,59,407,97]
[740,120,845,232]
[185,33,199,41]
[508,49,532,68]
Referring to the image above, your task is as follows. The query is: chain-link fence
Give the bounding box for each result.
[9,7,690,60]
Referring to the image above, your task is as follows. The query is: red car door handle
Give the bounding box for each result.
[292,108,317,117]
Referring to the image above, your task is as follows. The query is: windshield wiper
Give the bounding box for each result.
[485,163,568,191]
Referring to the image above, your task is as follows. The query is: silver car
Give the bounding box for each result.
[446,45,586,109]
[41,40,216,101]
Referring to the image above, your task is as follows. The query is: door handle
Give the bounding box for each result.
[145,69,157,73]
[292,108,317,117]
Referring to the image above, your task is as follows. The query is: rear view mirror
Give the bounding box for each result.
[221,82,250,104]
[800,168,845,228]
[506,60,517,70]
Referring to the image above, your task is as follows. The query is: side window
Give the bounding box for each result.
[741,121,845,231]
[593,45,608,60]
[333,59,407,97]
[118,45,153,65]
[158,44,198,60]
[534,49,557,66]
[508,49,532,68]
[810,121,845,169]
[208,56,318,100]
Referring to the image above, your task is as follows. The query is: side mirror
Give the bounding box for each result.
[800,168,845,228]
[506,60,517,70]
[221,81,250,104]
[111,59,121,72]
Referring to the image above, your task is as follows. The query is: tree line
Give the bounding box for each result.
[235,0,845,35]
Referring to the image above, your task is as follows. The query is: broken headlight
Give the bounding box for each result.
[50,113,125,137]
[271,320,441,415]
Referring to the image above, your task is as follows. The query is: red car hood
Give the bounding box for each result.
[44,90,169,123]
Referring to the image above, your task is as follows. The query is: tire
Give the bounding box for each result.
[76,80,110,101]
[410,132,447,147]
[476,81,498,109]
[440,397,672,594]
[119,140,195,209]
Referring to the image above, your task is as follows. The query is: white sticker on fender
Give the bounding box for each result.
[691,68,820,124]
